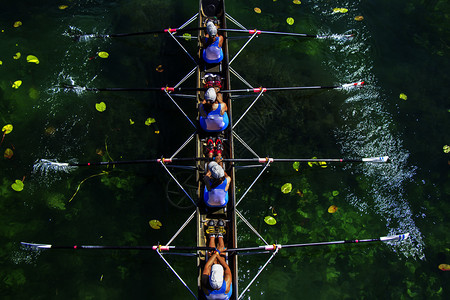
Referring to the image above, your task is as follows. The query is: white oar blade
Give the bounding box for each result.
[21,242,52,249]
[33,159,77,174]
[380,233,409,242]
[362,156,389,163]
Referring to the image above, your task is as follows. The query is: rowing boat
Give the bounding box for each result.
[23,1,410,299]
[195,1,238,298]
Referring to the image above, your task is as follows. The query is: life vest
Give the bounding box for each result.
[203,37,223,64]
[203,177,229,207]
[199,103,229,132]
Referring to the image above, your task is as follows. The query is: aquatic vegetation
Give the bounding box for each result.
[46,193,66,210]
[155,65,164,72]
[332,8,348,14]
[438,264,450,271]
[254,8,261,14]
[264,216,277,225]
[95,102,106,112]
[13,21,22,28]
[286,17,294,25]
[327,205,338,213]
[11,178,25,192]
[69,171,109,202]
[293,0,301,4]
[98,51,109,59]
[13,52,21,59]
[281,183,292,193]
[129,119,135,125]
[28,88,39,99]
[149,220,162,229]
[11,80,22,89]
[354,16,364,21]
[292,161,300,171]
[399,93,408,100]
[4,148,13,159]
[145,117,156,125]
[26,55,39,64]
[58,5,68,10]
[443,145,450,153]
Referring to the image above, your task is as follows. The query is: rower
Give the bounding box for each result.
[202,220,232,299]
[199,87,229,133]
[202,21,224,64]
[203,161,231,208]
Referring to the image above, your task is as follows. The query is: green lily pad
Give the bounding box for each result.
[11,180,24,192]
[95,102,106,112]
[145,117,156,126]
[149,219,162,229]
[292,161,300,171]
[332,190,339,197]
[264,216,277,225]
[281,183,292,194]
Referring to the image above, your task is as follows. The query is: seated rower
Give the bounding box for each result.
[199,87,229,133]
[203,161,231,208]
[203,21,224,64]
[202,220,232,300]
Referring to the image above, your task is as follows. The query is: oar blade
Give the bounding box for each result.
[380,233,410,242]
[362,156,389,163]
[21,242,52,250]
[33,159,77,174]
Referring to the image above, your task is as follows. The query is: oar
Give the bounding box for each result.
[222,156,389,163]
[220,81,365,93]
[33,157,202,173]
[219,28,353,39]
[21,242,214,251]
[72,27,204,40]
[62,85,204,92]
[226,233,410,253]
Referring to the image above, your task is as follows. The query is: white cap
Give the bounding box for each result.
[208,162,224,179]
[209,264,224,290]
[206,21,217,37]
[205,87,217,102]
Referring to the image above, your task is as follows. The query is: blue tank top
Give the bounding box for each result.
[203,37,224,64]
[204,177,229,207]
[205,279,232,300]
[199,103,229,132]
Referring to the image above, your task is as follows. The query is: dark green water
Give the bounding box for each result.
[1,0,449,299]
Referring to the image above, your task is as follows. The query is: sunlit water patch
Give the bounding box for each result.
[313,1,424,259]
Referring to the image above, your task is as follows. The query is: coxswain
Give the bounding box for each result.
[203,21,224,64]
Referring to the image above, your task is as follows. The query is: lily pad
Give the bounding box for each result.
[2,124,13,134]
[332,190,339,197]
[11,180,24,192]
[399,93,408,100]
[254,7,261,14]
[95,102,106,112]
[264,216,277,225]
[98,51,109,58]
[4,148,13,158]
[355,16,364,21]
[145,117,156,126]
[438,264,450,271]
[59,5,68,10]
[286,17,295,25]
[293,0,301,4]
[149,219,162,229]
[13,52,21,59]
[333,8,348,13]
[26,55,39,64]
[12,80,22,89]
[129,119,135,125]
[155,65,164,72]
[328,205,338,213]
[443,145,449,153]
[281,183,292,194]
[182,33,192,41]
[13,21,22,28]
[292,161,300,171]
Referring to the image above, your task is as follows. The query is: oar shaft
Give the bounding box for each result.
[220,82,364,93]
[222,156,388,163]
[63,86,203,92]
[85,27,205,38]
[219,28,317,38]
[69,157,200,167]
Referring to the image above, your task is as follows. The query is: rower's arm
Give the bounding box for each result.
[224,175,231,192]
